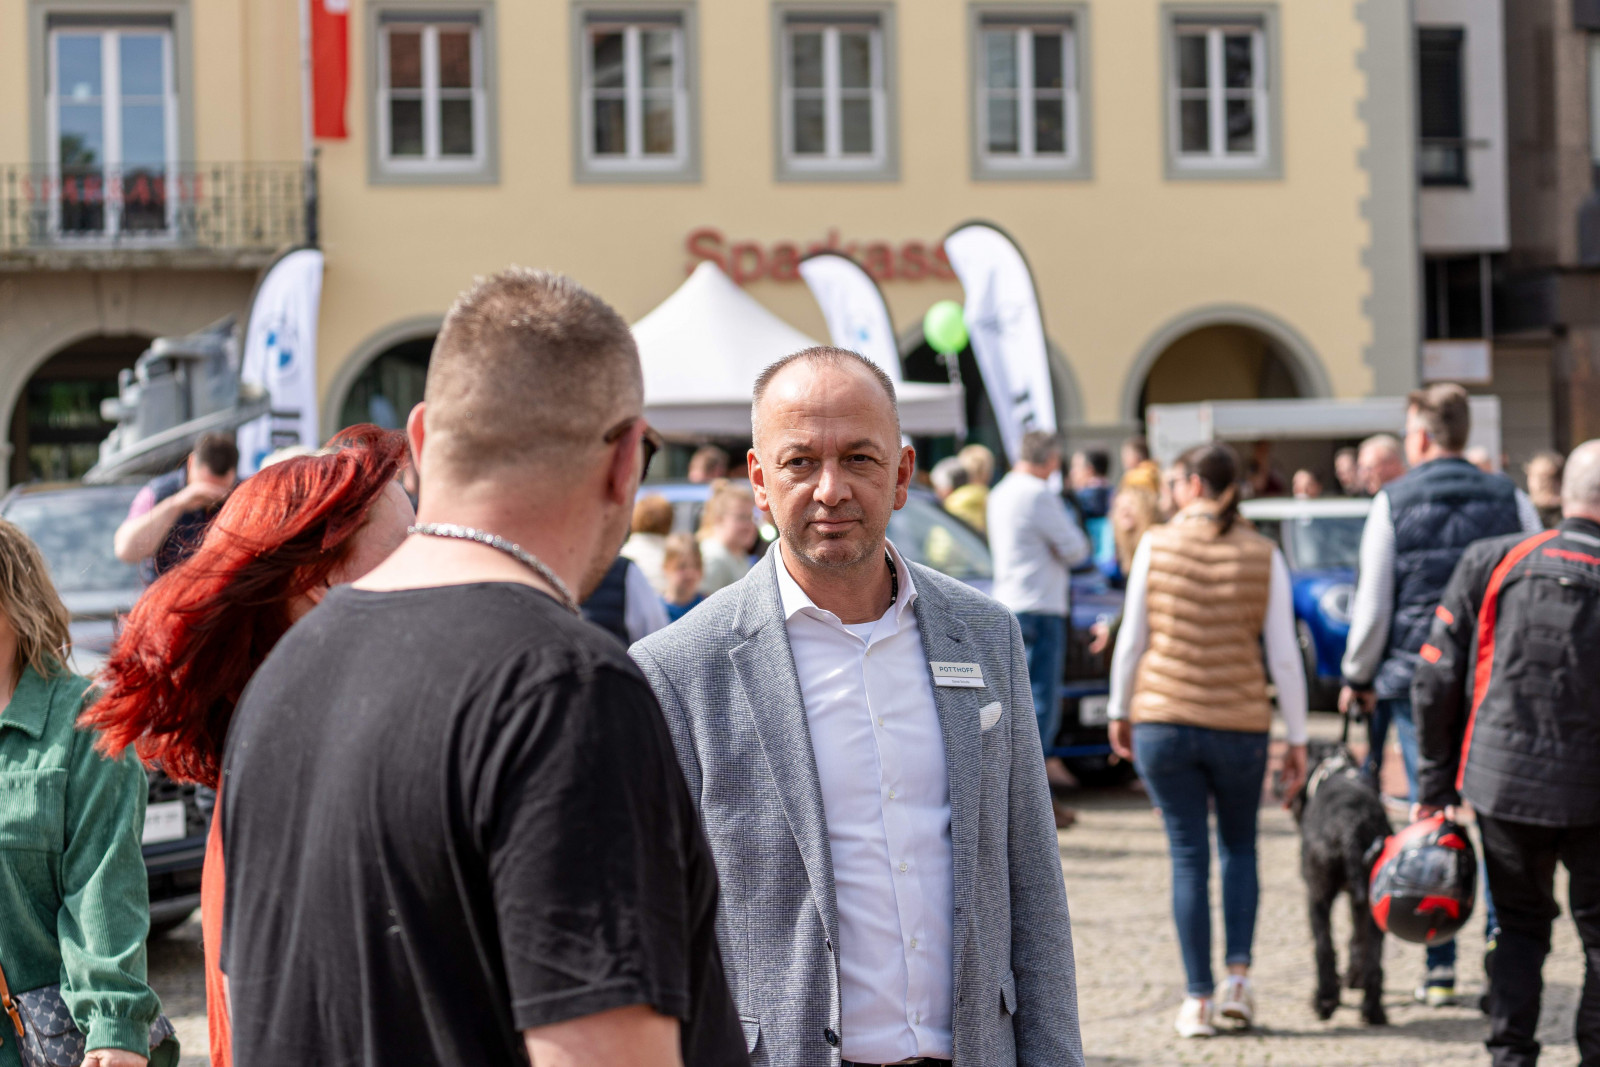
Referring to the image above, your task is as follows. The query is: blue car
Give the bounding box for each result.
[1239,496,1369,711]
[641,482,1126,780]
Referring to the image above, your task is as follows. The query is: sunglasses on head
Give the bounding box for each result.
[603,417,663,481]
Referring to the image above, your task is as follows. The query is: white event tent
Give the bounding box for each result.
[634,261,965,437]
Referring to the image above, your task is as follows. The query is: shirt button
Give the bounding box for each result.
[877,717,885,727]
[910,937,918,949]
[888,789,896,800]
[899,861,908,872]
[824,1027,840,1047]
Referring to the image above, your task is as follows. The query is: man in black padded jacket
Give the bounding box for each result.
[1413,438,1600,1067]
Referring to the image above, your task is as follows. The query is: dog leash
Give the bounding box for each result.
[1340,707,1365,746]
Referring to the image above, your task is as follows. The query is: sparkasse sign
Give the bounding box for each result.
[685,227,958,285]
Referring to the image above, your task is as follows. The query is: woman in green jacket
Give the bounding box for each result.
[0,519,165,1067]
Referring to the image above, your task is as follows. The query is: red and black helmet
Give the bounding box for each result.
[1369,814,1477,946]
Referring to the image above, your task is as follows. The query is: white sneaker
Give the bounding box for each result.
[1218,975,1255,1027]
[1175,996,1215,1038]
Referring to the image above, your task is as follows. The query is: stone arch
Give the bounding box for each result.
[1121,305,1334,424]
[321,316,443,440]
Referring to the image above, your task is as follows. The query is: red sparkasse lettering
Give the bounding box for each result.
[862,242,895,281]
[898,241,929,280]
[685,227,727,274]
[728,242,767,285]
[684,230,949,281]
[769,242,801,282]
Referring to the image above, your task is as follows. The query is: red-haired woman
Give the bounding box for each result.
[82,426,414,1067]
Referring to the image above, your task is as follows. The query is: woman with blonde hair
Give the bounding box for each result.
[1109,486,1160,586]
[696,481,758,594]
[0,520,175,1067]
[1106,443,1308,1038]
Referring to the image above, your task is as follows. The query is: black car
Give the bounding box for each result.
[0,482,207,935]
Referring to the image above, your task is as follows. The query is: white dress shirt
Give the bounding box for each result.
[987,470,1090,616]
[776,541,954,1063]
[1107,533,1309,744]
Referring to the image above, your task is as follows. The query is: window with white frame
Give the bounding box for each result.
[1169,18,1269,170]
[781,16,886,172]
[48,25,177,237]
[978,17,1078,168]
[581,14,689,174]
[377,18,485,173]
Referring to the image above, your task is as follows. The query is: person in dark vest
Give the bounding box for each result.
[1340,382,1543,1007]
[114,433,239,584]
[580,554,667,645]
[1412,438,1600,1067]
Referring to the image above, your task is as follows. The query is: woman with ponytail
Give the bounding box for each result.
[1104,442,1308,1038]
[82,426,414,1066]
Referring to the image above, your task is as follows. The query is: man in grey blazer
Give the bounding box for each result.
[632,347,1082,1067]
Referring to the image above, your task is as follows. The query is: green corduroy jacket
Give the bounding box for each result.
[0,664,166,1065]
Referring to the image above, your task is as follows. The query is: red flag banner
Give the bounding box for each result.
[311,0,349,139]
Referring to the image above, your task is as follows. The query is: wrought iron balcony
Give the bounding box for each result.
[0,163,311,269]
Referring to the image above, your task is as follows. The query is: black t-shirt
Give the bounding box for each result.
[220,582,747,1067]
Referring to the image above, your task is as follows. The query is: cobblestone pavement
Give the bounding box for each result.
[1067,714,1585,1067]
[148,716,1586,1067]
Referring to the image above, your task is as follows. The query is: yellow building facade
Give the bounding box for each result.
[0,0,1417,483]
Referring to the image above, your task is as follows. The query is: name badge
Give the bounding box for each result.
[931,661,985,688]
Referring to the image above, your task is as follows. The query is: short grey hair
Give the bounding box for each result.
[1019,430,1062,467]
[1359,433,1402,461]
[1562,440,1600,514]
[751,346,900,446]
[930,456,969,495]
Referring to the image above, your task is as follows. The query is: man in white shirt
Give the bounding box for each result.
[987,432,1090,756]
[632,347,1082,1067]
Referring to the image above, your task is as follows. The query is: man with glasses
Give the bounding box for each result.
[219,269,745,1067]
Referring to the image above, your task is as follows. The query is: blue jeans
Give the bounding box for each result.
[1016,612,1066,752]
[1382,698,1461,971]
[1134,723,1271,997]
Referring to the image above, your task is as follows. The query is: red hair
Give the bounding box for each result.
[83,425,408,787]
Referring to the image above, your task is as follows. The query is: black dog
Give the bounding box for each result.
[1289,738,1392,1025]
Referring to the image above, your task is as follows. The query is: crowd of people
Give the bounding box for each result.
[0,265,1595,1067]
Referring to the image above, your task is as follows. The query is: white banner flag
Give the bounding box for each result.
[237,248,324,475]
[942,223,1056,463]
[797,250,903,383]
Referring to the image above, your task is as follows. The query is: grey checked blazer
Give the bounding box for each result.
[631,550,1083,1067]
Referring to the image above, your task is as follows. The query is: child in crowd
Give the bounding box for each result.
[662,532,706,621]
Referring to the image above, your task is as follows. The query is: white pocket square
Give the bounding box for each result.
[979,701,1004,731]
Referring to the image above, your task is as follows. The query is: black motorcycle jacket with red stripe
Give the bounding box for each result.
[1412,517,1600,827]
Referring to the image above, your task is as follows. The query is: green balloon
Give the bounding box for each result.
[923,300,968,355]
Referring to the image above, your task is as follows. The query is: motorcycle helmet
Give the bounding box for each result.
[1369,814,1477,946]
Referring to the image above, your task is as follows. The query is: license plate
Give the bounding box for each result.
[1078,694,1110,727]
[142,801,187,845]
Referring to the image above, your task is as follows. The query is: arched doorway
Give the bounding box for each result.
[9,334,151,485]
[1136,323,1304,413]
[1130,315,1334,495]
[337,335,434,431]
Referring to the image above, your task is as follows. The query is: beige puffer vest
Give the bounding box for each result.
[1130,506,1275,733]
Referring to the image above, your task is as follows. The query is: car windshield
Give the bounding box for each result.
[3,488,142,594]
[1284,515,1365,571]
[888,495,993,581]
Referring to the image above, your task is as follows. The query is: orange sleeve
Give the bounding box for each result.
[202,796,232,1067]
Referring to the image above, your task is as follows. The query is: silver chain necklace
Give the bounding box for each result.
[407,523,580,615]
